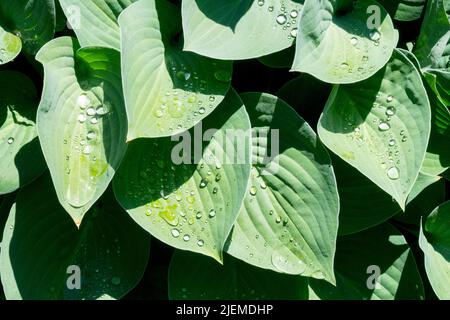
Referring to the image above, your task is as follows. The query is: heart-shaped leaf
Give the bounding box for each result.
[59,0,136,50]
[0,0,56,55]
[0,71,46,195]
[309,223,424,300]
[36,37,128,226]
[182,0,304,60]
[119,0,232,140]
[318,49,431,209]
[168,251,308,300]
[292,0,397,84]
[0,174,150,300]
[419,201,450,299]
[0,26,21,65]
[114,89,251,262]
[226,93,339,284]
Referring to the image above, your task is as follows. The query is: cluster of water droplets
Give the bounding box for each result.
[257,0,299,39]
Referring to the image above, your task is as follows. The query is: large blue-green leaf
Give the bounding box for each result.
[114,89,251,262]
[59,0,136,50]
[292,0,397,84]
[0,0,55,54]
[0,71,46,195]
[226,93,339,284]
[0,174,150,300]
[168,251,308,300]
[318,49,431,209]
[419,201,450,299]
[309,223,424,300]
[182,0,304,60]
[119,0,232,139]
[36,37,128,226]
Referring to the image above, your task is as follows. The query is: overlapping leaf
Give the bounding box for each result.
[0,71,46,195]
[309,223,424,300]
[182,0,304,60]
[0,0,55,55]
[226,93,339,284]
[318,49,431,209]
[59,0,136,50]
[378,0,426,21]
[419,201,450,299]
[119,0,232,140]
[292,0,397,84]
[168,251,308,300]
[114,89,251,262]
[0,174,150,300]
[36,37,128,226]
[0,26,21,65]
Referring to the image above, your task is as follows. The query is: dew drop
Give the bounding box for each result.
[387,167,400,180]
[82,145,92,155]
[370,30,381,41]
[90,117,99,124]
[378,122,390,131]
[196,211,202,219]
[198,107,206,115]
[86,107,96,116]
[77,94,90,109]
[268,6,274,12]
[276,14,287,25]
[350,37,358,46]
[171,229,180,238]
[199,178,208,188]
[7,137,14,144]
[386,95,393,103]
[290,28,298,38]
[209,209,216,218]
[389,139,396,147]
[183,234,190,242]
[87,131,96,140]
[257,0,264,6]
[290,9,298,18]
[386,106,396,116]
[197,239,205,247]
[78,114,87,123]
[249,186,258,196]
[260,181,267,189]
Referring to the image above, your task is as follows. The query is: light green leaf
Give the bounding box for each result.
[36,37,128,226]
[113,89,251,263]
[0,174,150,300]
[226,93,339,284]
[318,49,431,209]
[309,223,424,300]
[292,0,397,84]
[59,0,136,50]
[168,251,308,300]
[0,26,21,65]
[419,201,450,299]
[0,0,56,54]
[0,71,46,195]
[378,0,426,21]
[119,0,232,140]
[182,0,304,60]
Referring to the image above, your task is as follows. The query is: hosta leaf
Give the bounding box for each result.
[182,0,304,60]
[0,71,46,195]
[378,0,426,21]
[414,0,450,71]
[36,37,128,226]
[0,174,150,300]
[114,89,251,262]
[0,0,55,54]
[119,0,232,140]
[318,49,431,209]
[309,223,424,300]
[419,201,450,299]
[168,251,308,300]
[292,0,397,84]
[0,26,21,65]
[258,46,295,69]
[226,93,339,284]
[59,0,136,50]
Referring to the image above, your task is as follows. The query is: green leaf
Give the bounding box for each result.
[419,201,450,299]
[0,0,56,54]
[0,71,46,195]
[378,0,426,21]
[226,93,339,284]
[182,0,304,60]
[292,0,397,84]
[119,0,232,140]
[168,251,308,300]
[0,26,21,65]
[59,0,136,50]
[0,174,150,300]
[258,46,295,69]
[414,0,450,71]
[36,37,128,226]
[113,89,251,263]
[309,223,424,300]
[318,49,431,209]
